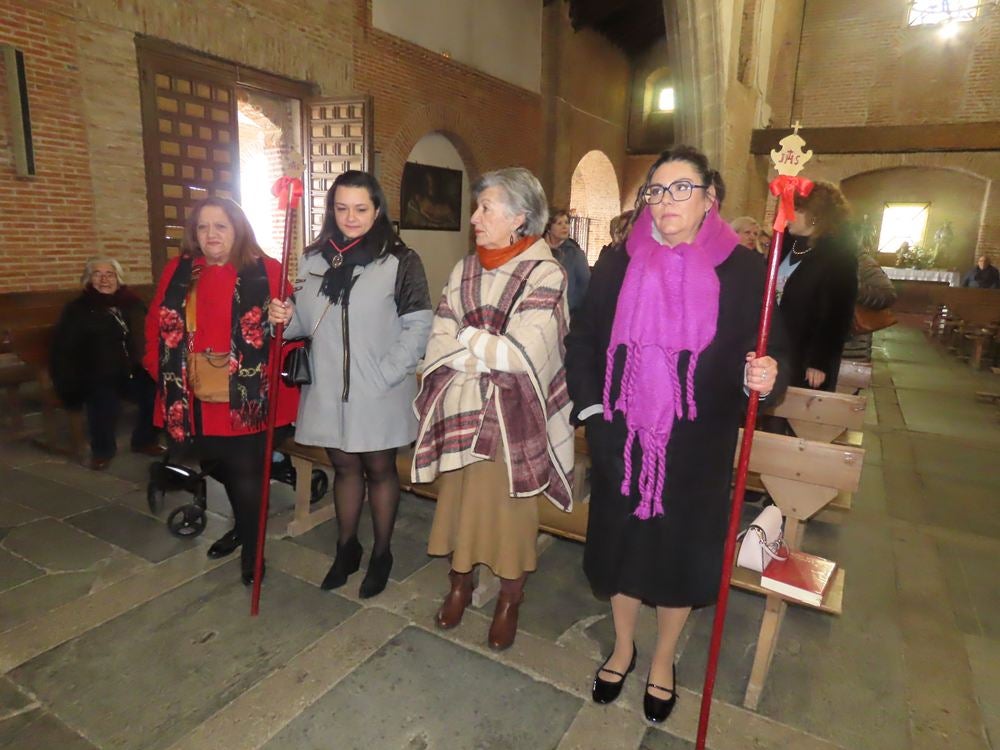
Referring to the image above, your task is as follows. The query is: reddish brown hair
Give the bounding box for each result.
[794,181,850,240]
[182,196,264,270]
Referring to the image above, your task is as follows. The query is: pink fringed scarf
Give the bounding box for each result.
[603,205,739,519]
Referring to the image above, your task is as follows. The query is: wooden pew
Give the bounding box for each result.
[767,386,866,445]
[730,428,863,708]
[836,360,872,395]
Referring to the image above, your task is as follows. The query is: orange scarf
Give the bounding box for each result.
[476,235,539,270]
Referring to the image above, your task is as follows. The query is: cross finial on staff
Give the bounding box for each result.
[792,120,802,135]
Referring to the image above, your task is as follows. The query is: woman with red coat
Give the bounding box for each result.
[144,197,298,585]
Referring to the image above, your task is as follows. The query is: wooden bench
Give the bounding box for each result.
[730,428,863,708]
[835,360,872,395]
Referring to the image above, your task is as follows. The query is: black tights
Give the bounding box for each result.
[196,433,266,569]
[326,447,400,556]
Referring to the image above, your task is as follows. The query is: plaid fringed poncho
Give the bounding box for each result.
[412,239,575,511]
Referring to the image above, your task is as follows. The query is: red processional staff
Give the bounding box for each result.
[695,127,814,749]
[250,174,304,616]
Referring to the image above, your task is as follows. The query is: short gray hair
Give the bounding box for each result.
[472,168,548,237]
[81,256,125,287]
[730,216,760,233]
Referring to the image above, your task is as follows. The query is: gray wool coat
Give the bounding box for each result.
[285,244,432,452]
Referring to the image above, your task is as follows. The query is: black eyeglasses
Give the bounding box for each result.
[642,180,708,205]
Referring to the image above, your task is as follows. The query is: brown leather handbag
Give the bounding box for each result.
[185,276,231,403]
[852,304,897,335]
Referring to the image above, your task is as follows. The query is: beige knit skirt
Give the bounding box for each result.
[427,458,540,580]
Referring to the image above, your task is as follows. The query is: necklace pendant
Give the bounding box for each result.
[331,254,344,269]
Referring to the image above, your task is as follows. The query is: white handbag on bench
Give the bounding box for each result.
[737,505,788,573]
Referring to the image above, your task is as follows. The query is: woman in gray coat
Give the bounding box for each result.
[270,171,432,598]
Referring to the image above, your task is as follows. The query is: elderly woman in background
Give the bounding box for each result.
[544,208,590,315]
[51,257,162,470]
[565,145,788,723]
[731,216,764,255]
[144,197,298,585]
[777,181,859,391]
[412,168,574,651]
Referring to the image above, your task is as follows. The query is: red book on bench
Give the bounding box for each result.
[760,550,837,607]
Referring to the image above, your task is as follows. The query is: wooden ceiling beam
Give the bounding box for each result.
[750,123,1000,155]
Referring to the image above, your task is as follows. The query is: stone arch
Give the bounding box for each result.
[569,150,621,263]
[381,104,481,219]
[840,164,990,267]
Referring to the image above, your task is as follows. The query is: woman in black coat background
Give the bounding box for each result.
[776,181,858,391]
[50,257,162,469]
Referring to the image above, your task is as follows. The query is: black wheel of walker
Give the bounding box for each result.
[167,504,207,538]
[310,470,329,505]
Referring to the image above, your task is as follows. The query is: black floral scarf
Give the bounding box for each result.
[156,256,272,443]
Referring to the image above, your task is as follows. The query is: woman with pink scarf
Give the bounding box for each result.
[565,146,790,724]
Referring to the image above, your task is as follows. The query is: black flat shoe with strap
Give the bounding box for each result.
[591,643,637,705]
[643,663,677,723]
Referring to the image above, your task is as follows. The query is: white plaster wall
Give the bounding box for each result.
[372,0,542,92]
[398,133,471,303]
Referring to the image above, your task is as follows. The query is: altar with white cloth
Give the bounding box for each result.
[882,267,961,287]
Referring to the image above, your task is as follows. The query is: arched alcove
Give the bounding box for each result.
[569,150,621,263]
[840,165,988,268]
[397,132,471,298]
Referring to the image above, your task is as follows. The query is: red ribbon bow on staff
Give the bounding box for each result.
[769,175,814,233]
[270,176,304,210]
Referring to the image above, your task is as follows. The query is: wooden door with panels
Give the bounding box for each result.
[137,38,371,279]
[304,97,373,241]
[137,40,241,280]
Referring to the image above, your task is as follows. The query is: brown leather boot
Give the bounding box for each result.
[435,569,473,630]
[488,575,526,651]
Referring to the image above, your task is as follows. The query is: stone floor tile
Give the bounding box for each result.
[0,500,45,530]
[938,540,1000,639]
[167,607,407,750]
[66,504,196,564]
[0,469,107,519]
[909,433,1000,486]
[0,709,98,749]
[18,460,138,500]
[640,730,697,750]
[2,519,120,572]
[0,572,97,634]
[557,702,647,750]
[261,626,581,750]
[964,634,1000,723]
[10,563,358,750]
[896,389,1000,447]
[0,550,42,594]
[919,476,1000,541]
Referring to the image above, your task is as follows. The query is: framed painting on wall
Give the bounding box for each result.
[399,162,462,231]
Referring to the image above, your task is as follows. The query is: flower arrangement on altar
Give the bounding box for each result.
[895,242,939,270]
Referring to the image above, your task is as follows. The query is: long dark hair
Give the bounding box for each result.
[626,145,726,239]
[305,170,397,258]
[182,197,264,271]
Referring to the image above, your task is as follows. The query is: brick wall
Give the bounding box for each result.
[2,0,583,292]
[792,0,1000,127]
[0,0,99,292]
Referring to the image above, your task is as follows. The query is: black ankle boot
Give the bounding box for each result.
[321,537,363,591]
[358,550,393,599]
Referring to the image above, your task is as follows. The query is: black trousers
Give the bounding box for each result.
[84,370,158,459]
[192,432,267,571]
